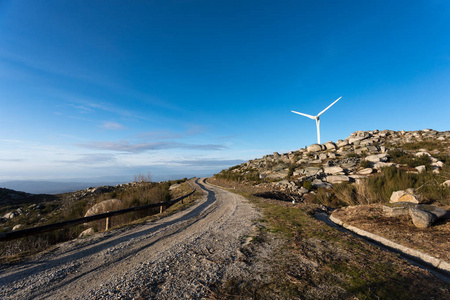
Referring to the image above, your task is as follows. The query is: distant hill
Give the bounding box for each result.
[0,180,124,195]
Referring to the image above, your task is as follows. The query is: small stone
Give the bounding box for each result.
[12,224,22,231]
[415,165,426,173]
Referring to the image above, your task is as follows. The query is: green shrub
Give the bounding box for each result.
[214,169,261,184]
[359,160,372,169]
[402,141,445,151]
[388,150,432,169]
[302,180,313,191]
[286,164,298,179]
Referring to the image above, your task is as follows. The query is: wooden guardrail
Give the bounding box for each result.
[0,182,196,242]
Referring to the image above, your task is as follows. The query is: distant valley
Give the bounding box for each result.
[0,180,126,195]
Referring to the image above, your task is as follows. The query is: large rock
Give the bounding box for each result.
[312,179,332,189]
[298,187,309,195]
[307,144,322,152]
[390,190,419,204]
[266,171,288,179]
[348,136,367,144]
[301,167,322,176]
[323,166,345,175]
[323,141,337,150]
[358,168,373,175]
[325,175,351,184]
[336,140,349,148]
[383,202,417,217]
[409,207,435,228]
[364,154,388,163]
[318,153,328,160]
[443,180,450,188]
[417,204,448,219]
[79,227,95,238]
[85,199,123,217]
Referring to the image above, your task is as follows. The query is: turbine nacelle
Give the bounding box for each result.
[291,96,342,144]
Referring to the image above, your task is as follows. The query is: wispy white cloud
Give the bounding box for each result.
[100,121,125,130]
[136,125,207,141]
[168,158,245,167]
[0,158,25,162]
[136,130,182,140]
[184,125,207,136]
[69,104,95,114]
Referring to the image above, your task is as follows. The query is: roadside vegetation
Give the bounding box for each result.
[0,177,199,263]
[207,179,450,299]
[313,164,450,207]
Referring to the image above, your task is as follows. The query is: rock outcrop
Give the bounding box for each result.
[216,129,448,200]
[84,199,123,217]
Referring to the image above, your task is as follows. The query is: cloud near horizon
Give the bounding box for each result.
[78,141,226,153]
[56,153,117,165]
[169,158,245,167]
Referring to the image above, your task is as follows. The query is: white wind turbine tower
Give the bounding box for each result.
[291,96,342,144]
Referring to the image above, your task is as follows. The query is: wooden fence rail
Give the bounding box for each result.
[0,183,196,242]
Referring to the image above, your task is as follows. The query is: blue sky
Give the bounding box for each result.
[0,1,449,182]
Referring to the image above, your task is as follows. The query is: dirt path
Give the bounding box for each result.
[0,179,261,299]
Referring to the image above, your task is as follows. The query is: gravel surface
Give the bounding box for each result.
[0,179,261,299]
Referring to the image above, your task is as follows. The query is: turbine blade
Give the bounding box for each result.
[291,110,316,120]
[317,96,342,117]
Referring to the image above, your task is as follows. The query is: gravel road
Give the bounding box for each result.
[0,179,261,299]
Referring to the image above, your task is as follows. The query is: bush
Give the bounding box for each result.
[214,169,261,184]
[388,150,432,169]
[302,180,313,191]
[286,164,298,179]
[402,141,445,151]
[359,160,372,169]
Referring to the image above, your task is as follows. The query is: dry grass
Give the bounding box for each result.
[208,181,450,299]
[332,204,450,262]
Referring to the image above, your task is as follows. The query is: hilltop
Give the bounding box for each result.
[214,128,449,204]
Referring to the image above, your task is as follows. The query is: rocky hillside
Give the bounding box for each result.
[215,129,450,200]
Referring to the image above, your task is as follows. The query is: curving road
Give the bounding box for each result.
[0,179,260,299]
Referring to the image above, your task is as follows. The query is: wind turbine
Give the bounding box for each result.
[291,96,342,144]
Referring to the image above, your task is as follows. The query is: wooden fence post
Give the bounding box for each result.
[160,205,163,214]
[105,216,111,231]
